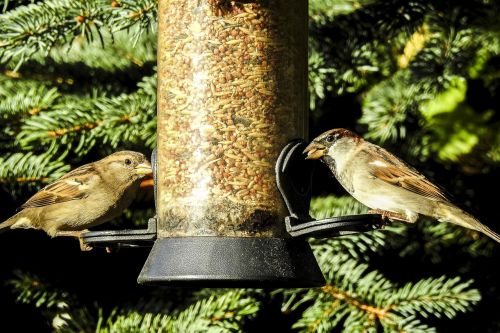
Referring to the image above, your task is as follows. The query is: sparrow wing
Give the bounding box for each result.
[365,144,449,201]
[20,164,95,209]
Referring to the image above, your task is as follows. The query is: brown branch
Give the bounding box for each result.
[398,24,429,69]
[128,4,154,19]
[47,120,102,137]
[125,54,144,66]
[322,285,389,320]
[29,107,41,115]
[210,311,234,321]
[45,110,135,138]
[120,114,131,121]
[0,176,50,184]
[4,70,22,78]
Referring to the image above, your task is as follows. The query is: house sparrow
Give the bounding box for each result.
[303,128,500,243]
[0,151,152,249]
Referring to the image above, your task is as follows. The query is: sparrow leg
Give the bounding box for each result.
[368,209,413,223]
[54,230,93,251]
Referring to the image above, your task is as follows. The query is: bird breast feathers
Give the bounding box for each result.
[328,138,364,174]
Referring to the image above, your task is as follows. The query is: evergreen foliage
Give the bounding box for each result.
[281,261,480,333]
[8,271,258,333]
[1,0,499,332]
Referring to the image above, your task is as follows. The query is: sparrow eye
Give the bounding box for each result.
[124,158,132,165]
[325,135,335,143]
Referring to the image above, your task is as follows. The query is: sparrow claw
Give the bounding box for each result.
[378,219,391,229]
[368,209,410,223]
[79,237,93,251]
[54,230,93,251]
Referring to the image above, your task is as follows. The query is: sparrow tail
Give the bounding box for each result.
[435,202,500,243]
[0,218,15,234]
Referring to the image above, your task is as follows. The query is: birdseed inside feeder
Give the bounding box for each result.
[156,0,308,238]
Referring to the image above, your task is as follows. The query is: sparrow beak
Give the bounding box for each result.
[303,142,327,160]
[135,161,153,175]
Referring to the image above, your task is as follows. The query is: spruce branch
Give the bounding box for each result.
[309,0,376,25]
[0,152,69,195]
[0,76,60,119]
[0,0,112,70]
[308,195,406,261]
[97,290,259,333]
[388,276,481,319]
[308,45,334,110]
[1,29,156,97]
[418,77,495,163]
[107,0,157,46]
[16,72,156,156]
[409,5,489,92]
[321,38,393,95]
[0,0,158,69]
[43,29,156,75]
[396,219,495,263]
[368,0,429,39]
[7,270,98,332]
[95,72,156,149]
[360,76,428,143]
[8,271,258,333]
[308,0,433,98]
[7,270,71,310]
[16,95,103,155]
[381,315,435,333]
[487,130,500,163]
[281,258,480,333]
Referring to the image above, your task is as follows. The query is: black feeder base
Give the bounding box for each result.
[137,236,325,287]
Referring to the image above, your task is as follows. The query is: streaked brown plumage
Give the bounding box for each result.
[304,128,500,243]
[0,151,152,248]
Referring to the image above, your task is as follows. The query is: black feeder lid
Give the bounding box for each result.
[137,236,324,287]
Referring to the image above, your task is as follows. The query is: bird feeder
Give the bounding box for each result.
[153,0,316,286]
[82,0,382,287]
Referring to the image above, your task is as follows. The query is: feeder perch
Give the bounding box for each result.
[83,142,383,287]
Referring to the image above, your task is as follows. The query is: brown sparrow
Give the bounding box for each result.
[0,151,152,249]
[303,128,500,243]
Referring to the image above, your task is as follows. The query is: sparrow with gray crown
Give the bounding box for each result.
[0,151,152,250]
[303,128,500,243]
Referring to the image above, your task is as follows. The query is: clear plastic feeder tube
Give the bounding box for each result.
[157,0,308,237]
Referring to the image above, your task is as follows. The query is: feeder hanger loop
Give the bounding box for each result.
[276,140,384,239]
